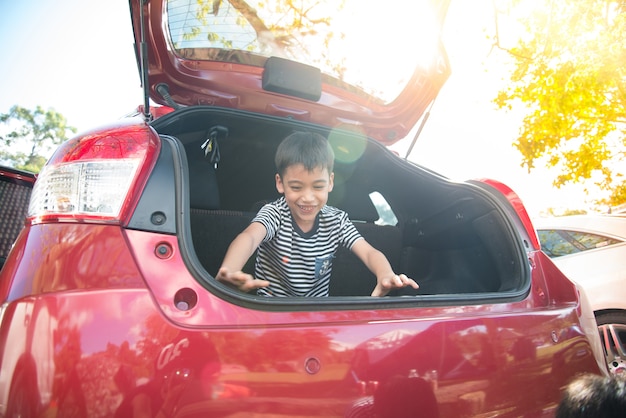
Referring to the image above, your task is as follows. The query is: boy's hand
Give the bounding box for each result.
[217,267,270,292]
[371,274,419,297]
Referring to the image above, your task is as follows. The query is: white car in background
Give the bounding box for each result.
[535,215,626,375]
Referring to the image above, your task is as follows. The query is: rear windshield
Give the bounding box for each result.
[165,0,443,104]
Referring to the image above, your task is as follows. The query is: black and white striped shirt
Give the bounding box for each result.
[252,197,362,297]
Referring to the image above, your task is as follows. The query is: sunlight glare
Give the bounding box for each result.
[327,0,443,102]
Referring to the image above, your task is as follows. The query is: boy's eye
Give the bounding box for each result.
[290,186,302,191]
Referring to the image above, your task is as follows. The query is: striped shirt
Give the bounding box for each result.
[252,197,362,297]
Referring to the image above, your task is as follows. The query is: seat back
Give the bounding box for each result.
[329,223,402,296]
[190,209,255,277]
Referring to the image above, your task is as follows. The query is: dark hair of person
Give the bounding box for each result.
[275,131,334,177]
[555,373,626,418]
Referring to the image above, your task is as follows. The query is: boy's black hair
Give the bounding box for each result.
[556,374,626,418]
[275,131,334,176]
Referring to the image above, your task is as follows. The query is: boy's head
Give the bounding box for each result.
[556,374,626,418]
[274,132,335,230]
[275,131,334,177]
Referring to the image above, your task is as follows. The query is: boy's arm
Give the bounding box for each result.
[216,222,270,292]
[351,239,419,297]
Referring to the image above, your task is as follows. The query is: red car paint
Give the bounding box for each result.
[0,216,606,416]
[0,138,607,414]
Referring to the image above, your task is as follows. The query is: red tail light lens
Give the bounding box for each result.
[28,122,160,225]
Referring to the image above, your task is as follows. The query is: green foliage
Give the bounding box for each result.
[494,0,626,207]
[0,105,76,173]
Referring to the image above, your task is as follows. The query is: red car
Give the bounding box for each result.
[0,1,607,416]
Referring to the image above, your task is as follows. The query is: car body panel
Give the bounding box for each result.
[535,215,626,375]
[0,222,607,416]
[535,215,626,313]
[126,229,554,328]
[547,243,626,313]
[0,224,145,304]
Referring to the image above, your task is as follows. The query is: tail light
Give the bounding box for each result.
[28,121,160,225]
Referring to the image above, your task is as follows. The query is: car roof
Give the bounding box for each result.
[534,215,626,240]
[129,0,451,145]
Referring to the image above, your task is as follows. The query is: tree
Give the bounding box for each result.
[492,0,626,207]
[176,0,349,80]
[0,105,76,173]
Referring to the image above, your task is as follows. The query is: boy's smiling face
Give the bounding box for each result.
[276,163,334,232]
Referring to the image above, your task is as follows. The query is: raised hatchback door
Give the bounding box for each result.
[130,0,451,144]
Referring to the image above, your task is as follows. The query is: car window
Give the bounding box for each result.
[538,229,623,258]
[165,0,440,104]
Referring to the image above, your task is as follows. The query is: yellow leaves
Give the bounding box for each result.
[495,0,626,205]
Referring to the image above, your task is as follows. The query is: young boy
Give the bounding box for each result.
[216,131,418,297]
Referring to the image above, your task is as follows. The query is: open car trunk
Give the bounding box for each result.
[150,106,529,302]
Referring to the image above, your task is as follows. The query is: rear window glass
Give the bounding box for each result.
[165,0,442,104]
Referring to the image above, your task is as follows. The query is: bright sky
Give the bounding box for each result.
[0,0,599,218]
[0,1,143,131]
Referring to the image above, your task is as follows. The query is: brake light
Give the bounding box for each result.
[28,122,160,225]
[478,178,541,251]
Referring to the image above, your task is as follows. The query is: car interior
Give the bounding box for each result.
[152,107,528,299]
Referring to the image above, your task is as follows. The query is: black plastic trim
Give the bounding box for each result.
[127,138,177,234]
